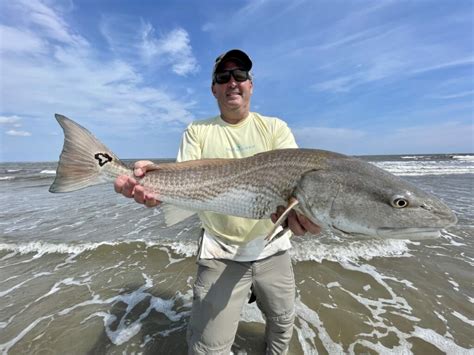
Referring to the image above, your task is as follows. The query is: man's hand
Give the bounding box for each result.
[114,160,160,208]
[271,206,321,236]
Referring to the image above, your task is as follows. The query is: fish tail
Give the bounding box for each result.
[49,114,130,193]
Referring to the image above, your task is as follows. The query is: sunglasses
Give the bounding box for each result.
[214,69,250,84]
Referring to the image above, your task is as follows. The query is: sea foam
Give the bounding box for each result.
[373,161,474,176]
[452,155,474,162]
[290,238,413,263]
[0,237,415,264]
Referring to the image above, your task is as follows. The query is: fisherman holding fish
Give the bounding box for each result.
[114,49,321,354]
[50,49,457,354]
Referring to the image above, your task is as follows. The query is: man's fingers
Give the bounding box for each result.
[134,160,155,177]
[114,175,128,193]
[270,213,277,223]
[133,185,146,204]
[271,205,289,226]
[114,174,161,208]
[296,213,321,235]
[119,177,137,198]
[133,167,146,177]
[287,210,306,236]
[144,196,159,208]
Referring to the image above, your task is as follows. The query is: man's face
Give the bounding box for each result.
[212,60,253,114]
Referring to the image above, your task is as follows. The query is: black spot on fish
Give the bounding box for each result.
[94,153,112,167]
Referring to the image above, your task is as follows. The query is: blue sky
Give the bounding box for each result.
[0,0,473,162]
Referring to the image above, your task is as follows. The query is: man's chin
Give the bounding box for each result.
[224,99,242,107]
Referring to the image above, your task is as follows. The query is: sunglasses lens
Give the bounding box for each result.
[215,72,230,84]
[232,69,249,82]
[214,69,249,84]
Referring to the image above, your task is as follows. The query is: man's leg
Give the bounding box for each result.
[253,251,296,355]
[187,258,253,355]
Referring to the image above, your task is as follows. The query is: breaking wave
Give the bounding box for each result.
[0,237,415,264]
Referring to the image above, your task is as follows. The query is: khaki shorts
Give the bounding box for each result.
[187,251,295,355]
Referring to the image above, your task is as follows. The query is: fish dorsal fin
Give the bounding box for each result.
[161,204,197,226]
[265,197,300,242]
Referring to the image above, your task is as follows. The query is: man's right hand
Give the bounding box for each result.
[114,160,160,208]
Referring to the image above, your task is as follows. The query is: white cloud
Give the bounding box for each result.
[260,4,473,95]
[0,115,22,124]
[201,22,216,32]
[307,26,413,93]
[0,25,48,54]
[311,77,355,93]
[6,130,31,137]
[14,0,87,47]
[428,91,474,100]
[141,26,199,76]
[101,16,198,76]
[0,1,197,131]
[411,57,474,75]
[1,115,31,137]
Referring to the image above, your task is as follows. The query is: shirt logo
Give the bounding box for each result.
[226,144,255,152]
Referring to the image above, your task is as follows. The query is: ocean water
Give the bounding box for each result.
[0,154,473,354]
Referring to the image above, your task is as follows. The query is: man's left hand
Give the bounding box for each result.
[271,206,321,236]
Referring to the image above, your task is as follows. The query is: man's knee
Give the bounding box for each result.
[267,309,295,334]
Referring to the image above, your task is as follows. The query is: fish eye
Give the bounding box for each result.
[391,195,409,208]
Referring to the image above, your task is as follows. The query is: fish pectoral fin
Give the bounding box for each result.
[265,197,300,242]
[161,204,197,226]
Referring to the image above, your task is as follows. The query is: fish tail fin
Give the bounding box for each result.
[49,114,130,193]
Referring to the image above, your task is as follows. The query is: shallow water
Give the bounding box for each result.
[0,154,473,354]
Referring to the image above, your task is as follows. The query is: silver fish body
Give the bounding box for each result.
[50,114,457,239]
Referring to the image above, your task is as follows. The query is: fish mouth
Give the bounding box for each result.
[376,227,443,240]
[331,224,367,237]
[331,224,444,240]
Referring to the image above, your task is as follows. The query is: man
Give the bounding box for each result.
[114,49,320,354]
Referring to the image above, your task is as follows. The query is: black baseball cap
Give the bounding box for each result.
[212,49,252,77]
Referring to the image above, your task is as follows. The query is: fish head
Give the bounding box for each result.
[294,158,457,240]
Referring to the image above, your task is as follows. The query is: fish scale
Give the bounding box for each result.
[138,150,322,218]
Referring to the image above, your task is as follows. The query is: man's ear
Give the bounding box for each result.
[211,83,217,97]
